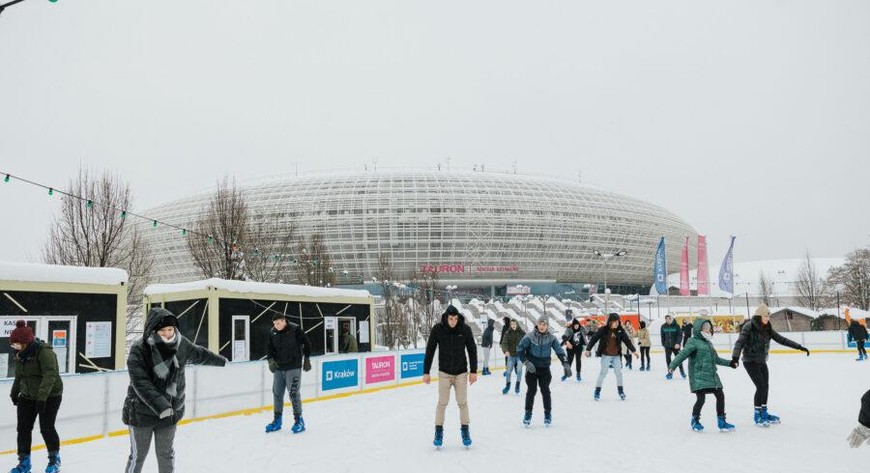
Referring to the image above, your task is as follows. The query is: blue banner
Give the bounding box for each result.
[322,359,359,391]
[718,236,736,294]
[400,353,425,379]
[654,237,667,295]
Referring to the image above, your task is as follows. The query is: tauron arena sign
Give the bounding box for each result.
[420,264,519,274]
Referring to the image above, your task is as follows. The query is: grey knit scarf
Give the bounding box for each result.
[146,332,179,398]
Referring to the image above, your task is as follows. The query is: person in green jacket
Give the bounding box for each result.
[500,317,526,395]
[8,320,63,473]
[668,318,737,433]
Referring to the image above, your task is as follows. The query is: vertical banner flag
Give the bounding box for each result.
[654,237,667,295]
[718,236,736,295]
[679,237,690,295]
[697,235,709,296]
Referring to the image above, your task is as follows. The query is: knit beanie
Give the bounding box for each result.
[10,320,35,345]
[754,304,770,317]
[536,315,549,325]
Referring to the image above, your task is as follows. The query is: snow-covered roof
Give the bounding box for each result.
[0,261,128,286]
[144,278,372,300]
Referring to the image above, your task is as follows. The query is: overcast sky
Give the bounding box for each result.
[0,0,867,268]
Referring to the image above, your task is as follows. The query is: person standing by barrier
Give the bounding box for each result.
[423,305,478,448]
[661,314,685,379]
[585,313,639,401]
[848,319,868,361]
[481,319,495,375]
[517,316,571,427]
[123,308,228,473]
[264,313,312,434]
[501,317,525,395]
[8,320,63,473]
[731,304,809,427]
[637,321,652,371]
[561,317,585,382]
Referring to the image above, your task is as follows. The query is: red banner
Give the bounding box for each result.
[680,237,690,296]
[697,235,709,296]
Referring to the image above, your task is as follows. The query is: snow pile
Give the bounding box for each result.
[0,261,128,286]
[144,278,372,300]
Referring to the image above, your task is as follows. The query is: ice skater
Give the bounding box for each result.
[500,317,525,395]
[517,316,571,426]
[848,319,867,361]
[661,313,685,379]
[264,312,312,434]
[847,389,870,448]
[481,318,495,375]
[584,313,639,401]
[637,321,651,371]
[561,317,585,382]
[622,320,636,370]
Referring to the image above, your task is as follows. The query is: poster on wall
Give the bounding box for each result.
[85,322,112,358]
[359,321,370,343]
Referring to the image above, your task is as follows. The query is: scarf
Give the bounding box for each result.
[146,332,180,398]
[701,332,713,342]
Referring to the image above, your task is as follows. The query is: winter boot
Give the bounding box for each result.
[666,372,673,380]
[523,410,532,426]
[264,413,282,433]
[761,406,780,424]
[717,415,735,432]
[754,407,769,427]
[681,371,687,379]
[576,374,582,382]
[460,425,472,447]
[544,411,552,426]
[502,381,511,395]
[291,415,306,434]
[617,386,626,401]
[10,455,30,473]
[560,373,569,382]
[691,416,704,432]
[593,387,601,401]
[639,365,645,371]
[433,425,444,447]
[515,381,520,394]
[45,452,60,473]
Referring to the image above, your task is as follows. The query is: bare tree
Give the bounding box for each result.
[295,234,335,286]
[409,269,439,345]
[243,214,295,283]
[758,270,773,306]
[827,248,870,310]
[374,253,402,349]
[796,251,828,311]
[187,177,249,280]
[43,168,154,338]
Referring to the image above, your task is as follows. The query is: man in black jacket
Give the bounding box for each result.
[661,314,685,379]
[123,308,227,473]
[264,313,312,434]
[848,320,868,361]
[423,305,478,448]
[481,319,495,375]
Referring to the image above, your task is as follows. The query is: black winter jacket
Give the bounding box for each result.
[860,389,870,428]
[561,324,586,352]
[682,323,693,345]
[424,312,478,376]
[661,321,682,348]
[267,322,312,370]
[586,326,636,357]
[481,319,495,348]
[731,316,803,363]
[123,308,227,428]
[848,321,868,343]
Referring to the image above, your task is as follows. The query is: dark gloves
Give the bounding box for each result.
[562,362,572,379]
[36,400,46,415]
[268,360,277,373]
[10,392,18,406]
[800,346,811,356]
[303,358,312,372]
[523,361,536,374]
[730,357,739,369]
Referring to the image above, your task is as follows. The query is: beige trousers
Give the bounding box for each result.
[435,372,470,426]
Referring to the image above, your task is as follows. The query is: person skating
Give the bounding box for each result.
[264,312,312,434]
[8,321,63,473]
[499,316,511,377]
[123,308,228,473]
[731,304,810,427]
[847,389,870,447]
[481,318,495,375]
[584,313,639,401]
[500,317,525,395]
[423,305,478,448]
[668,318,737,432]
[682,318,694,345]
[848,319,868,361]
[622,320,636,370]
[517,316,571,426]
[637,321,652,371]
[560,317,585,382]
[661,314,685,379]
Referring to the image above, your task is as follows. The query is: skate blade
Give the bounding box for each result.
[719,428,735,432]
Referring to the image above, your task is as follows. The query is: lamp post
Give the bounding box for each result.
[592,250,627,314]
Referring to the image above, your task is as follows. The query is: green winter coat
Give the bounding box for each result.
[668,318,731,392]
[11,340,63,402]
[500,326,526,356]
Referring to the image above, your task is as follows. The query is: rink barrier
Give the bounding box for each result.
[0,333,856,455]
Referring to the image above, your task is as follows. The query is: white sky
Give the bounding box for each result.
[0,0,868,266]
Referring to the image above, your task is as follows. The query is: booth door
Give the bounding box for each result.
[231,315,250,362]
[337,318,357,353]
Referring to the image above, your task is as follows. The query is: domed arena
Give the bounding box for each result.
[141,170,697,294]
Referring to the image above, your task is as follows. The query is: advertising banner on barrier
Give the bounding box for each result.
[365,355,395,384]
[676,315,745,334]
[322,359,359,391]
[400,353,425,379]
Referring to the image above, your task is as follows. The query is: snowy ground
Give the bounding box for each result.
[20,353,868,473]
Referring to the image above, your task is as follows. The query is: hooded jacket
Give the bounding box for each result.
[731,316,803,363]
[586,314,637,357]
[517,327,567,368]
[669,318,731,392]
[500,322,525,356]
[848,320,868,343]
[11,340,63,402]
[267,320,311,370]
[561,322,586,352]
[123,308,227,428]
[423,310,478,376]
[481,319,495,348]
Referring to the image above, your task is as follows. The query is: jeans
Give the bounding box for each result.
[595,355,624,388]
[505,356,523,383]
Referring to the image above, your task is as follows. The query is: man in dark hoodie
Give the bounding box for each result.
[481,318,495,375]
[517,316,571,426]
[123,308,228,473]
[264,312,312,434]
[423,305,478,448]
[661,314,686,379]
[848,319,868,361]
[585,313,639,401]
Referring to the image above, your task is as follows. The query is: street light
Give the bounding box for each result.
[592,250,627,314]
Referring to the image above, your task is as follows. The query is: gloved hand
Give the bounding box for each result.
[800,346,810,356]
[268,360,277,373]
[523,361,536,374]
[10,391,18,406]
[303,358,312,372]
[730,357,739,369]
[848,424,870,448]
[36,400,46,415]
[159,408,173,419]
[562,362,572,379]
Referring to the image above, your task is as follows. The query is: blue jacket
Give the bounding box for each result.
[517,329,567,368]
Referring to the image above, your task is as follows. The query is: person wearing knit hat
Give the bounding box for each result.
[516,315,571,427]
[731,303,810,427]
[500,316,526,395]
[584,313,639,401]
[8,320,64,473]
[560,317,586,382]
[264,310,312,434]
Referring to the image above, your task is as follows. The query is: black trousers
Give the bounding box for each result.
[640,347,651,368]
[692,388,725,417]
[524,367,552,413]
[665,347,685,375]
[565,349,582,373]
[857,340,866,358]
[17,396,62,457]
[743,361,770,407]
